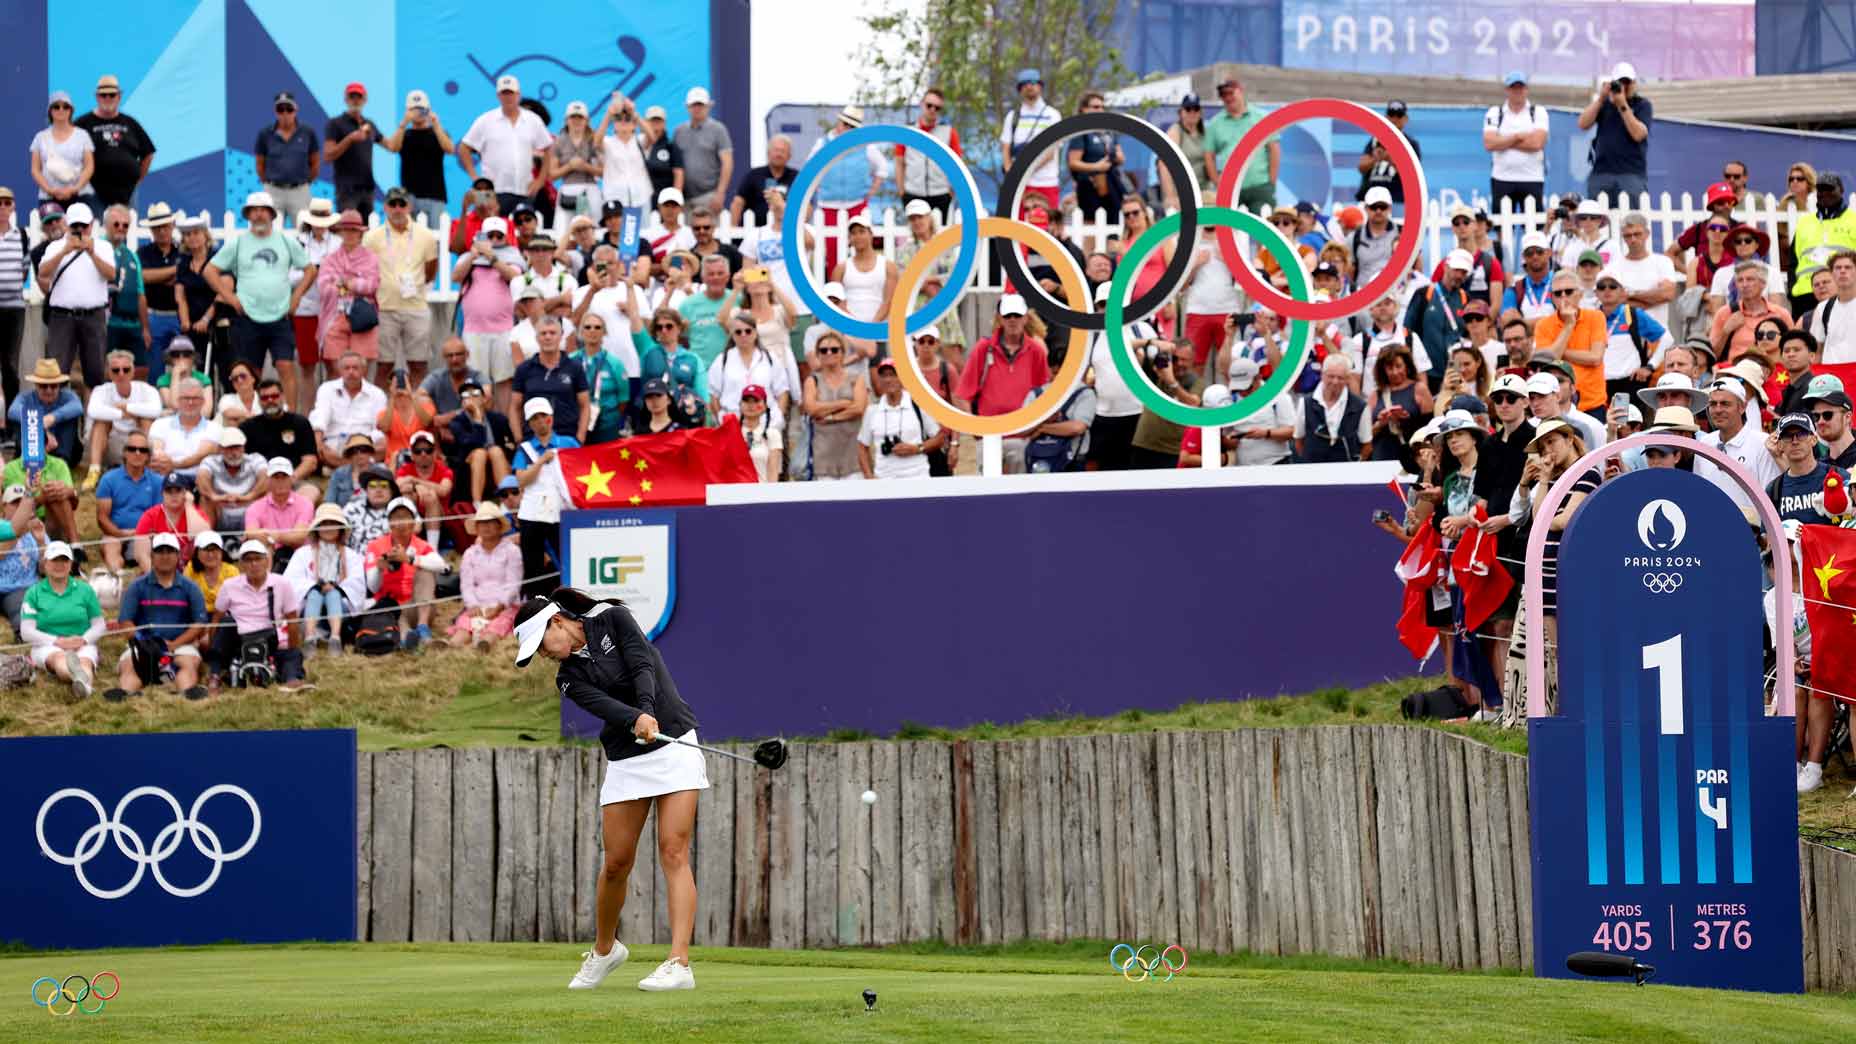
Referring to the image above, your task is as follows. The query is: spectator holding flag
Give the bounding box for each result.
[513,398,578,597]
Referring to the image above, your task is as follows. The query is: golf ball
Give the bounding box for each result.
[861,789,878,805]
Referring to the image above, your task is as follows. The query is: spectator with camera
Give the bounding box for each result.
[1127,334,1201,470]
[283,503,367,655]
[105,532,207,702]
[21,540,103,698]
[1577,62,1652,202]
[857,360,945,480]
[395,430,454,547]
[1224,357,1295,466]
[365,496,448,650]
[210,539,307,691]
[452,214,523,416]
[447,380,516,503]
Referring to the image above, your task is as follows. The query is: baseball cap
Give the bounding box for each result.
[644,105,667,121]
[523,397,555,419]
[1819,172,1845,192]
[601,199,626,221]
[685,86,712,106]
[1503,70,1526,87]
[165,335,196,356]
[1530,358,1575,381]
[904,198,932,218]
[1295,201,1319,215]
[1524,373,1559,397]
[1803,374,1853,410]
[1015,68,1041,86]
[265,456,295,476]
[510,203,537,222]
[1461,299,1491,318]
[43,541,74,562]
[410,430,437,448]
[1520,230,1551,252]
[1577,249,1603,267]
[1448,202,1476,222]
[272,90,296,108]
[496,75,520,95]
[846,214,871,231]
[481,216,509,236]
[1490,373,1530,398]
[515,282,544,301]
[740,383,768,401]
[1179,93,1201,110]
[218,427,247,448]
[0,484,25,504]
[1574,199,1606,218]
[237,538,270,559]
[642,378,669,397]
[405,90,431,111]
[1362,186,1393,208]
[497,475,521,493]
[998,294,1029,317]
[1312,261,1341,280]
[1708,376,1748,402]
[1705,182,1735,208]
[1448,394,1488,415]
[471,176,495,191]
[658,187,684,206]
[566,100,589,119]
[1445,249,1475,272]
[345,81,367,98]
[1777,412,1817,436]
[1385,100,1408,117]
[38,202,64,222]
[1610,61,1638,82]
[361,464,395,486]
[384,186,412,205]
[386,496,419,518]
[162,472,191,491]
[150,532,181,552]
[62,201,95,226]
[822,281,846,301]
[195,531,225,551]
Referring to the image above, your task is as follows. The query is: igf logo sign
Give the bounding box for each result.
[590,555,645,584]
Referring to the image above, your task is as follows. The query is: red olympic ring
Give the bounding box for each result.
[1215,99,1427,321]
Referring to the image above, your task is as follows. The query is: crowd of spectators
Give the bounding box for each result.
[3,62,1856,726]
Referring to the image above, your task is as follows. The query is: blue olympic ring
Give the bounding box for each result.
[781,125,982,341]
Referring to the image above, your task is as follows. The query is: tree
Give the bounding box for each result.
[854,0,1129,191]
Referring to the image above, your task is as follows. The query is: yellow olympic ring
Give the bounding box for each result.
[887,216,1089,438]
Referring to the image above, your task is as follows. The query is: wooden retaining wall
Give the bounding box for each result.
[353,725,1856,991]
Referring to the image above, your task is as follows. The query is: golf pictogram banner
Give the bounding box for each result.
[1529,468,1803,992]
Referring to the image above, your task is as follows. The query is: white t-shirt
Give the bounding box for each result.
[859,392,940,480]
[565,285,643,374]
[459,108,554,195]
[516,446,572,524]
[1606,252,1682,329]
[30,127,93,196]
[1483,101,1548,183]
[1227,394,1297,466]
[1560,236,1622,274]
[86,380,163,436]
[293,231,336,316]
[1811,295,1856,365]
[708,345,792,416]
[148,414,221,477]
[1182,243,1242,315]
[1087,318,1157,418]
[1001,102,1061,189]
[741,414,785,482]
[1697,423,1781,514]
[43,236,114,309]
[600,131,654,208]
[1708,261,1779,304]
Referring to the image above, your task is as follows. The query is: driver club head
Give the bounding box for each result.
[754,738,789,770]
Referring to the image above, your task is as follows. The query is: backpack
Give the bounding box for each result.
[230,587,280,687]
[1401,684,1474,721]
[1025,387,1091,473]
[129,634,175,686]
[347,595,402,656]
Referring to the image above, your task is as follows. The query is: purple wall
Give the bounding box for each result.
[565,480,1427,741]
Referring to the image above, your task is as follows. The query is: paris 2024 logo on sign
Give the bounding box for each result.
[1630,499,1697,594]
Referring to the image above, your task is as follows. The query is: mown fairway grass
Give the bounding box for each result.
[4,941,1853,1042]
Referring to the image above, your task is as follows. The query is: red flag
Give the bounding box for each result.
[1394,525,1442,660]
[1800,524,1856,706]
[1450,507,1514,634]
[1386,478,1407,509]
[555,416,758,508]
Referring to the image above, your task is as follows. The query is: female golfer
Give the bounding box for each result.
[514,587,706,992]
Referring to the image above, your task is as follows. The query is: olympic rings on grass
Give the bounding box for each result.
[30,971,119,1016]
[1107,206,1313,427]
[1110,941,1189,982]
[782,125,982,340]
[887,216,1091,438]
[994,112,1201,331]
[1214,99,1428,321]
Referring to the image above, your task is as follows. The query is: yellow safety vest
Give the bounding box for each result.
[1791,208,1856,296]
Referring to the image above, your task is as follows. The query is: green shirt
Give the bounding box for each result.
[109,240,144,327]
[678,291,730,373]
[2,456,75,520]
[210,229,310,324]
[1203,106,1276,190]
[22,576,102,639]
[578,350,629,428]
[156,369,211,389]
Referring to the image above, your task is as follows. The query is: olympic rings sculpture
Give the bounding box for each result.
[1641,573,1685,593]
[1109,943,1189,982]
[780,99,1424,434]
[36,784,263,900]
[30,971,121,1016]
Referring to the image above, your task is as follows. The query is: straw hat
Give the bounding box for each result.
[300,199,339,229]
[471,503,509,531]
[311,502,349,530]
[25,359,69,385]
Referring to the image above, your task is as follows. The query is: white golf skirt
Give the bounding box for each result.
[599,730,712,806]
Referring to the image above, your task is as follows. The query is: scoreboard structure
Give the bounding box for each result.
[1522,437,1804,993]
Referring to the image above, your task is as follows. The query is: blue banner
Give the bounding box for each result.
[619,205,643,263]
[1529,468,1802,993]
[22,406,43,483]
[3,729,356,949]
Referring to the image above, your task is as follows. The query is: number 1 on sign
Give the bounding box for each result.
[1643,635,1683,735]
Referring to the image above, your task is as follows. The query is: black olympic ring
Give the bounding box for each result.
[993,112,1201,331]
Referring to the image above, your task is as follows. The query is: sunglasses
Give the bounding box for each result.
[692,224,714,233]
[1734,237,1758,246]
[1723,171,1746,180]
[50,103,72,111]
[1450,218,1471,226]
[259,393,283,403]
[653,321,678,331]
[1367,203,1390,211]
[487,232,505,240]
[412,446,435,455]
[922,102,941,111]
[387,199,409,208]
[816,346,842,355]
[1595,282,1622,291]
[732,327,756,336]
[123,445,149,454]
[1755,329,1781,340]
[1491,393,1522,405]
[97,90,119,98]
[109,366,131,374]
[1706,224,1730,233]
[1551,288,1580,297]
[1814,411,1842,421]
[1790,174,1810,183]
[275,105,295,113]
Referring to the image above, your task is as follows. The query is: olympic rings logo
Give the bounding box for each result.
[30,972,121,1016]
[1641,573,1685,593]
[35,784,263,900]
[781,100,1427,436]
[1109,943,1189,982]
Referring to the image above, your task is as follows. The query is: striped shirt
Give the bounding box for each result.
[0,224,27,308]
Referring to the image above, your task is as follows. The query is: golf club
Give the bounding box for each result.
[1565,951,1655,985]
[637,734,788,770]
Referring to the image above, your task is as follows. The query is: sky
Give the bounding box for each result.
[749,0,882,160]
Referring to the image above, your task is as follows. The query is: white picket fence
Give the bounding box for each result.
[24,190,1795,305]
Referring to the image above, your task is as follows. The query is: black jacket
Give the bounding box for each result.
[554,603,699,762]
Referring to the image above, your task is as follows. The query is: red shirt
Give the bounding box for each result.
[954,335,1051,418]
[134,504,199,561]
[395,458,454,488]
[365,533,435,603]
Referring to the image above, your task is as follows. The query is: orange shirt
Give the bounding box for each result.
[1533,309,1608,413]
[1707,303,1793,364]
[377,404,430,461]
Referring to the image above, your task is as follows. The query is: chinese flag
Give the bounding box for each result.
[1394,524,1442,660]
[556,415,758,508]
[1773,362,1856,411]
[1799,524,1856,707]
[1451,506,1514,634]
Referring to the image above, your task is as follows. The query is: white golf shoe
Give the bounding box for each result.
[637,958,695,991]
[568,941,628,989]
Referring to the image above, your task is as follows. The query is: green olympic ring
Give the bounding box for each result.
[1105,205,1313,428]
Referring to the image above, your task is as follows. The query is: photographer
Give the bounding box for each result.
[1576,62,1652,203]
[210,539,307,692]
[363,496,449,650]
[1127,336,1201,469]
[858,359,946,480]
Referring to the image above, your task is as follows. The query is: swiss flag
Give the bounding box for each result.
[1394,525,1443,660]
[1800,524,1856,706]
[1451,507,1514,634]
[555,416,758,508]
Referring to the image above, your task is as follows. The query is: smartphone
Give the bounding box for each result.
[1372,509,1393,524]
[1610,391,1631,417]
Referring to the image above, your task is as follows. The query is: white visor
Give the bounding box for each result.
[513,601,564,668]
